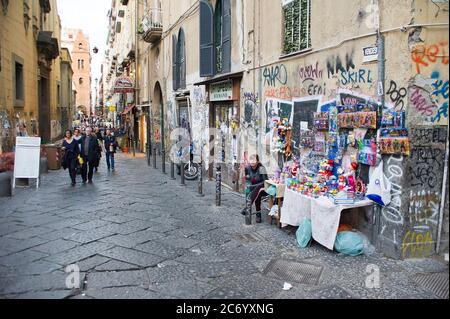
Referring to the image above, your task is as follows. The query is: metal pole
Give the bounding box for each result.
[437,135,449,254]
[170,160,176,180]
[180,161,186,186]
[153,145,157,168]
[198,150,204,197]
[216,165,222,206]
[162,149,166,174]
[245,179,252,225]
[147,112,151,166]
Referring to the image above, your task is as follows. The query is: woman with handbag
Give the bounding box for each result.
[62,130,80,186]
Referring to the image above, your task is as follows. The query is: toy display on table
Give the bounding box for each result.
[286,157,368,204]
[270,161,292,185]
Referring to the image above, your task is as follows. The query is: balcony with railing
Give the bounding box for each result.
[140,8,163,44]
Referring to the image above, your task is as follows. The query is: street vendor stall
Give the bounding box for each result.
[261,100,411,255]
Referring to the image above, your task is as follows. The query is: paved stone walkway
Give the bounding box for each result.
[0,153,448,299]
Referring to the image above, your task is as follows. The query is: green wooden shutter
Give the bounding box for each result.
[172,34,178,90]
[199,0,214,77]
[222,0,231,73]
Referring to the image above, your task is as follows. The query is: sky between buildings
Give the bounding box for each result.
[57,0,111,107]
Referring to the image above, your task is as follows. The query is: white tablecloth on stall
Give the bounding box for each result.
[281,189,373,250]
[281,188,312,226]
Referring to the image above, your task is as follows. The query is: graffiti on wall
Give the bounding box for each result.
[263,64,288,87]
[265,86,306,100]
[408,70,448,125]
[166,99,178,131]
[430,71,449,124]
[386,80,407,110]
[190,86,209,163]
[410,86,438,118]
[243,92,259,128]
[298,62,327,96]
[0,110,12,153]
[299,62,324,81]
[326,51,356,78]
[327,51,374,87]
[380,155,405,247]
[408,127,446,191]
[401,126,447,258]
[340,68,373,86]
[411,41,449,74]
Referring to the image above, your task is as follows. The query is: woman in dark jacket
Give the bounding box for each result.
[244,154,268,223]
[62,130,80,186]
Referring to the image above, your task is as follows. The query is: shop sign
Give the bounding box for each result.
[210,80,233,102]
[113,77,134,93]
[363,45,378,63]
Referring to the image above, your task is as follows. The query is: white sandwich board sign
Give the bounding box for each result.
[13,137,41,189]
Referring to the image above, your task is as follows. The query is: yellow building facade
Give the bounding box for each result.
[0,0,64,151]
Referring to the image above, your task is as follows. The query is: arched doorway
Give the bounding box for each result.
[153,82,165,172]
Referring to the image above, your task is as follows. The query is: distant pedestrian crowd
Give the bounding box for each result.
[61,125,120,186]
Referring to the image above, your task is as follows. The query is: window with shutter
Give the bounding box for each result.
[199,0,214,77]
[214,0,223,74]
[221,0,231,74]
[283,0,311,55]
[178,28,186,89]
[172,34,178,90]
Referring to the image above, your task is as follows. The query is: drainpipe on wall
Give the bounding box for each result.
[437,137,449,254]
[374,0,385,247]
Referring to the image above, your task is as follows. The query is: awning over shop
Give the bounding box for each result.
[194,71,244,86]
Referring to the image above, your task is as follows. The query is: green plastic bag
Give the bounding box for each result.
[296,218,312,248]
[334,231,364,256]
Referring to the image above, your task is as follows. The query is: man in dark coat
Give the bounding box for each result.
[80,127,101,184]
[94,127,103,172]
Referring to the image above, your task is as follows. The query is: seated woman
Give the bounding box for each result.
[243,154,268,223]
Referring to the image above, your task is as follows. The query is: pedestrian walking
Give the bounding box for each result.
[104,129,118,171]
[242,154,268,223]
[94,127,103,172]
[80,127,101,184]
[62,130,80,187]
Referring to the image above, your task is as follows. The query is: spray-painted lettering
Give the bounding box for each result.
[411,41,449,74]
[410,87,437,117]
[327,52,355,78]
[263,64,288,87]
[386,80,407,110]
[340,69,373,86]
[299,62,323,82]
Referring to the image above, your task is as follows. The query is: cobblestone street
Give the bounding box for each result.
[0,154,448,299]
